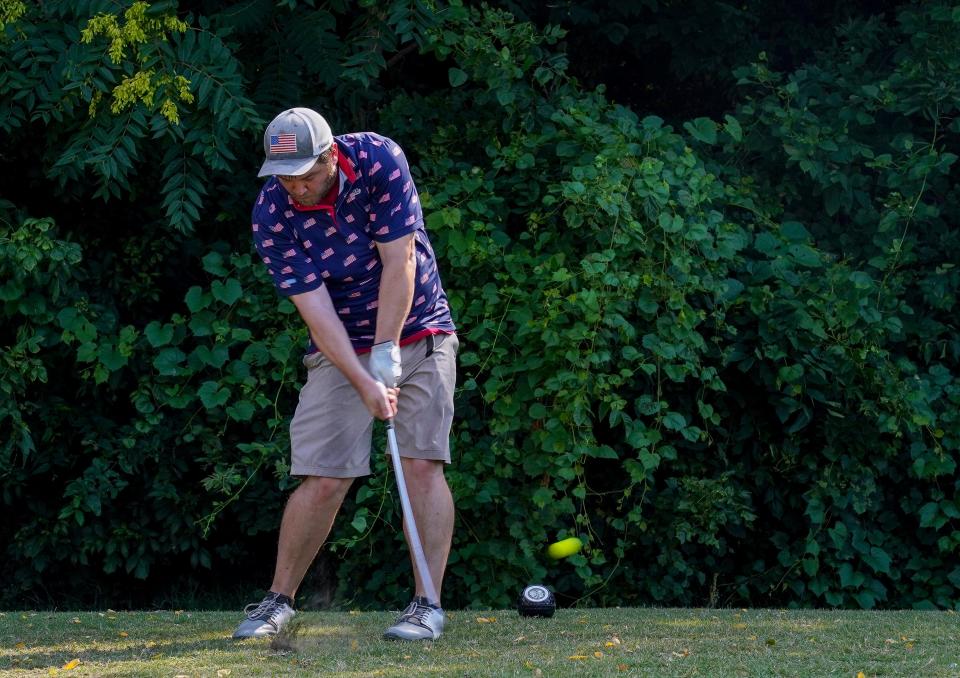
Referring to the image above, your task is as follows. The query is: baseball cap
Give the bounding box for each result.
[258,107,334,177]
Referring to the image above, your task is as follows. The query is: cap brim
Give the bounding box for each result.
[258,155,319,178]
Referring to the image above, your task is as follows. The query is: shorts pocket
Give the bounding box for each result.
[303,351,325,370]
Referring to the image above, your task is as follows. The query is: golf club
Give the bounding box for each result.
[385,417,440,605]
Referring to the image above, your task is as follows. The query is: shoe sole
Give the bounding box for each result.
[383,630,440,641]
[232,630,277,639]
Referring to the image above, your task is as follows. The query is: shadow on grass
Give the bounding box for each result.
[2,610,380,673]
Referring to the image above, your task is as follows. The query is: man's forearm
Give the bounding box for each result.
[292,287,374,392]
[374,248,416,344]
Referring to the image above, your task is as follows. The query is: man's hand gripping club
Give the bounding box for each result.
[290,287,397,420]
[361,339,399,420]
[369,340,402,389]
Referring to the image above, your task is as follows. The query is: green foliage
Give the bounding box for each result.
[0,0,957,613]
[80,0,191,122]
[369,3,757,607]
[370,1,957,610]
[1,220,305,598]
[0,215,82,467]
[487,0,887,120]
[707,2,960,609]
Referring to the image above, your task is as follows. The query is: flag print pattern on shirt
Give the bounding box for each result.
[251,132,455,352]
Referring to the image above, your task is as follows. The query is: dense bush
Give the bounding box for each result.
[1,0,957,610]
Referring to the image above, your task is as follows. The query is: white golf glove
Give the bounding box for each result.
[369,340,402,387]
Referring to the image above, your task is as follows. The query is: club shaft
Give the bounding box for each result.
[386,420,440,604]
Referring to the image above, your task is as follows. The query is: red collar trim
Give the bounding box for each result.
[337,146,357,183]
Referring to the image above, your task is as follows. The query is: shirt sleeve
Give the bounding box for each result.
[366,137,423,243]
[251,190,325,297]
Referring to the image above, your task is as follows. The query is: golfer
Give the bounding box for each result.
[232,108,458,641]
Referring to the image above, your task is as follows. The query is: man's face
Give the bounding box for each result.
[277,146,338,206]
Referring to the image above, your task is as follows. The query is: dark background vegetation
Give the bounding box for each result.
[1,0,958,612]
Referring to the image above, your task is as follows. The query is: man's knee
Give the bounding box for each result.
[400,458,446,487]
[294,476,353,508]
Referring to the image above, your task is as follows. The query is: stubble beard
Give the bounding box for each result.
[297,166,337,206]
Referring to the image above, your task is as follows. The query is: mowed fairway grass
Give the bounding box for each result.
[2,607,958,677]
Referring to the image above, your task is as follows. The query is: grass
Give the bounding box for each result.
[2,607,958,677]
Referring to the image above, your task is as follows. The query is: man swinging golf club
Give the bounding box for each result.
[232,107,458,641]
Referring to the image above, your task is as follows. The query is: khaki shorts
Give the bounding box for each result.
[289,333,458,478]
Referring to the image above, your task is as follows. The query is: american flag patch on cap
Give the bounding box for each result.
[270,133,298,154]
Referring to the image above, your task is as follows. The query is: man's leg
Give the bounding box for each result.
[382,334,457,641]
[276,348,373,598]
[400,457,454,602]
[233,475,353,639]
[271,475,354,598]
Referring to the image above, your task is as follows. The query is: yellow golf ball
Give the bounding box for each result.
[547,537,582,560]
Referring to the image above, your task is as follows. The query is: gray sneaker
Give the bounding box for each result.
[232,592,296,639]
[383,596,445,641]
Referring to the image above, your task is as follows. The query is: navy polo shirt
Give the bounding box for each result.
[252,132,455,352]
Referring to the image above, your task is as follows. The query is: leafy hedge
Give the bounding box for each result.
[1,0,957,610]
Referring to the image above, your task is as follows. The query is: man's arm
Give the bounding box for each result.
[374,233,417,344]
[290,286,396,420]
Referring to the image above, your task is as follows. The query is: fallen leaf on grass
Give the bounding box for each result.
[732,623,748,629]
[15,642,25,650]
[71,618,81,624]
[350,639,360,651]
[568,654,589,660]
[594,651,603,658]
[119,631,128,638]
[513,635,526,642]
[475,616,497,623]
[62,659,80,670]
[856,672,865,678]
[617,664,630,672]
[672,649,690,658]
